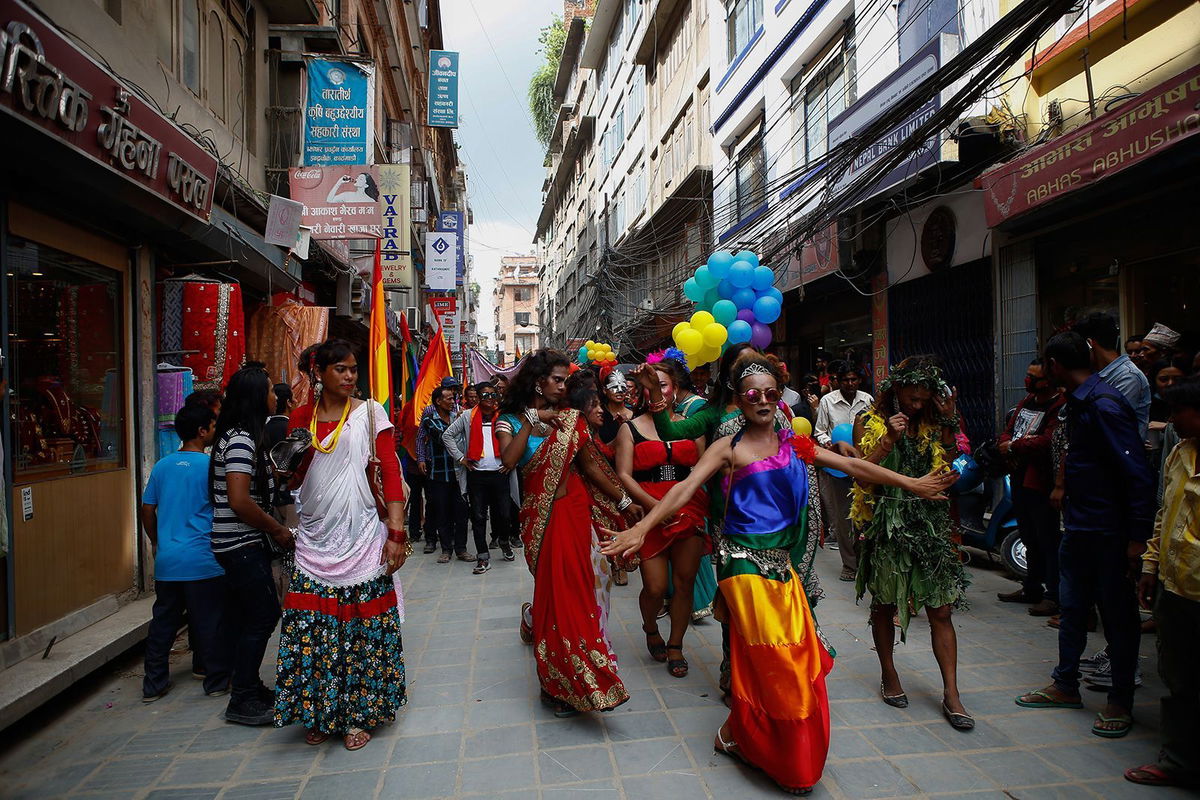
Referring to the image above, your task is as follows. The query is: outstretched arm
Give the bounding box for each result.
[813,448,956,500]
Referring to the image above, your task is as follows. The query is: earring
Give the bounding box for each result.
[535,385,544,396]
[314,381,323,399]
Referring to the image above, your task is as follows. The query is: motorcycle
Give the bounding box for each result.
[950,441,1025,579]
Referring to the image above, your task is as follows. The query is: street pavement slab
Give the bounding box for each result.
[0,543,1189,799]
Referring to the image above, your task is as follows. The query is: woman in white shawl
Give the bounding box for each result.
[275,340,410,751]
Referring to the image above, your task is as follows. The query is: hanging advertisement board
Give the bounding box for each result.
[302,58,375,166]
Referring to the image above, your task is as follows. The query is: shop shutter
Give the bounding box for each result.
[997,241,1038,425]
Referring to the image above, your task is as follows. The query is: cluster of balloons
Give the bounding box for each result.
[671,310,728,370]
[682,250,781,355]
[578,340,617,364]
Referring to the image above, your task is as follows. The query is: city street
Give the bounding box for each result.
[0,545,1186,800]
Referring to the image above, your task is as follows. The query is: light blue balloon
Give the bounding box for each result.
[707,251,735,280]
[712,299,737,326]
[578,346,589,362]
[734,250,760,267]
[832,423,855,444]
[764,287,784,304]
[716,279,735,300]
[694,264,717,289]
[683,277,705,302]
[702,287,720,310]
[728,260,755,289]
[732,287,757,310]
[752,265,774,292]
[753,295,781,324]
[727,319,752,344]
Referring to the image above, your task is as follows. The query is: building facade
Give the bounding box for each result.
[494,254,541,364]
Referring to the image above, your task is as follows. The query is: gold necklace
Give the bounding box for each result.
[310,398,352,453]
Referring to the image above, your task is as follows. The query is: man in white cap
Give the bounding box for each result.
[1138,323,1181,372]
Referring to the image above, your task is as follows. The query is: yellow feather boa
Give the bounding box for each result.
[849,410,950,526]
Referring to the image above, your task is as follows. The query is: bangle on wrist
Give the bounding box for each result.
[616,494,632,511]
[648,397,669,413]
[387,527,407,543]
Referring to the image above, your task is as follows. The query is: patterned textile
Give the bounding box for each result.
[180,282,246,390]
[247,302,329,405]
[159,282,185,366]
[155,367,194,460]
[275,571,406,734]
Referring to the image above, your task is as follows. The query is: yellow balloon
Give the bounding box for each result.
[672,322,690,342]
[600,343,612,353]
[702,323,728,348]
[690,311,715,330]
[585,340,596,349]
[676,328,704,355]
[697,345,721,365]
[791,416,813,437]
[607,352,617,363]
[587,349,597,361]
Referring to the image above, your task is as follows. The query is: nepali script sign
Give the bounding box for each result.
[303,58,374,166]
[378,164,412,288]
[0,0,218,221]
[980,62,1200,226]
[427,50,459,128]
[288,166,382,239]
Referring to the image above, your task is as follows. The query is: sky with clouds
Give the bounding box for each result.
[441,0,561,346]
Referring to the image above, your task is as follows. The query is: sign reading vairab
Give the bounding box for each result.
[303,58,375,166]
[427,50,460,128]
[425,232,457,290]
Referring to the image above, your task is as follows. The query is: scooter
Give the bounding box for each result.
[950,441,1025,579]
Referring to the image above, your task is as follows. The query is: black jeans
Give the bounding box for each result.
[404,463,428,543]
[467,470,510,559]
[144,576,229,696]
[1154,588,1200,785]
[1051,531,1141,710]
[426,479,466,554]
[215,544,281,704]
[1012,485,1061,602]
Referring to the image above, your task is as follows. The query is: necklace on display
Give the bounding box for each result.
[310,398,352,453]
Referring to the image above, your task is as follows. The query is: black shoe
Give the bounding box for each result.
[257,684,277,706]
[423,543,437,554]
[501,543,515,562]
[473,559,491,575]
[142,681,173,703]
[510,538,523,548]
[224,696,275,726]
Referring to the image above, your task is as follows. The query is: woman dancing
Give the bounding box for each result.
[602,355,955,794]
[614,357,709,678]
[496,350,643,717]
[275,339,409,751]
[851,355,973,731]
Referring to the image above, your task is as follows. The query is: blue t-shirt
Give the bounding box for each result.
[142,451,224,581]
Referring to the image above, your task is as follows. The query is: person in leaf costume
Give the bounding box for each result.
[851,355,974,731]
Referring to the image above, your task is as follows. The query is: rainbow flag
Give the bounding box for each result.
[398,310,418,407]
[397,320,453,457]
[368,240,392,415]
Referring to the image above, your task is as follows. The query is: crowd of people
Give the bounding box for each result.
[136,312,1200,794]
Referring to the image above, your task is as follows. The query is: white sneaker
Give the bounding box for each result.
[1080,648,1110,674]
[1083,659,1142,689]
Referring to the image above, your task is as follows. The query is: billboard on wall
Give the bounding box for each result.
[437,211,465,285]
[288,166,383,239]
[427,50,460,128]
[302,58,375,166]
[377,164,411,287]
[424,232,457,290]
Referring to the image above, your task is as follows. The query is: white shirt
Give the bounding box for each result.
[475,421,502,471]
[815,389,875,445]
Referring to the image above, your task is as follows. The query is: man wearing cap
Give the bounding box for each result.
[1138,323,1181,374]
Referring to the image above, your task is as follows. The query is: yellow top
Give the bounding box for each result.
[1143,439,1200,602]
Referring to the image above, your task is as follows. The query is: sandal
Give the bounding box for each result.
[1124,764,1182,786]
[1014,688,1083,709]
[881,682,909,708]
[714,726,811,795]
[456,551,473,562]
[437,552,451,564]
[613,568,628,586]
[1092,712,1133,739]
[942,701,975,732]
[643,625,667,663]
[519,602,534,645]
[343,728,371,751]
[665,644,688,678]
[305,729,330,746]
[539,689,579,718]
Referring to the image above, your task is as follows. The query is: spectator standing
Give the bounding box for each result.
[1126,377,1200,788]
[265,383,296,446]
[813,352,832,395]
[1073,311,1151,441]
[815,360,873,580]
[997,359,1066,615]
[1016,333,1155,739]
[463,384,479,410]
[422,386,471,564]
[1139,323,1182,373]
[140,404,229,702]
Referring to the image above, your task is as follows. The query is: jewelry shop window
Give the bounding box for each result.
[6,237,126,482]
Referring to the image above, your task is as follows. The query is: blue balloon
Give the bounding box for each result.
[712,299,738,326]
[753,295,781,324]
[734,250,760,267]
[707,251,735,280]
[727,319,752,344]
[578,345,589,362]
[752,265,775,292]
[732,287,757,310]
[702,287,720,310]
[683,277,705,302]
[728,260,755,289]
[764,287,784,304]
[824,466,849,478]
[694,264,717,289]
[831,423,855,444]
[716,279,735,300]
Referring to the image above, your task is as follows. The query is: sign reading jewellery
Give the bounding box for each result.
[427,50,459,128]
[0,0,218,221]
[302,58,375,166]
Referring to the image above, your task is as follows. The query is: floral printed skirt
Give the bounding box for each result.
[274,570,407,734]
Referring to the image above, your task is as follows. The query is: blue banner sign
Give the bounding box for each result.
[427,50,460,128]
[437,210,465,285]
[303,58,375,165]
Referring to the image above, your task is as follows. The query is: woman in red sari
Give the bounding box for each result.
[496,350,644,717]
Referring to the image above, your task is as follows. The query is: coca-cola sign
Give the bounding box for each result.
[0,0,218,221]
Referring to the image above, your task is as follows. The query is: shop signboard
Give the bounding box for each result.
[427,50,460,128]
[302,58,374,166]
[378,164,412,287]
[288,165,383,239]
[425,231,456,290]
[429,296,456,318]
[437,210,465,285]
[781,222,839,292]
[0,0,219,221]
[979,61,1200,227]
[265,195,304,247]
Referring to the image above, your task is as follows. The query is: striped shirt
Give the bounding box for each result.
[210,428,274,554]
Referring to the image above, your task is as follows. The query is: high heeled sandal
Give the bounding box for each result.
[665,644,688,678]
[643,625,667,662]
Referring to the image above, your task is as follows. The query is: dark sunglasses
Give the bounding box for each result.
[739,388,781,405]
[479,391,499,399]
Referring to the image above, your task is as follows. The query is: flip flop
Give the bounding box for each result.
[305,730,330,746]
[1092,713,1133,738]
[343,728,371,751]
[1014,689,1084,709]
[1124,764,1181,786]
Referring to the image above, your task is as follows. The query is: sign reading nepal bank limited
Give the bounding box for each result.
[0,0,218,222]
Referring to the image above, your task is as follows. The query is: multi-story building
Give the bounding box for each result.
[493,254,541,364]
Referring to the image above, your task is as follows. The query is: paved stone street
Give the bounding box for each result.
[0,545,1188,799]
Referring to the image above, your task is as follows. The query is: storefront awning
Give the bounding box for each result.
[979,61,1200,228]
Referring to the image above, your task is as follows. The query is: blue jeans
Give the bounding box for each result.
[214,544,281,703]
[1051,531,1140,709]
